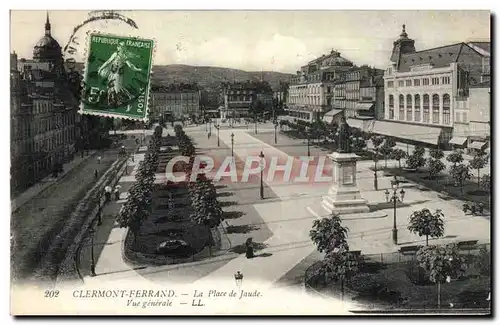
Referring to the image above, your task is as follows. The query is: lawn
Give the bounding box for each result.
[314,251,491,310]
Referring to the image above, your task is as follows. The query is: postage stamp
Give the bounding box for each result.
[79,33,155,121]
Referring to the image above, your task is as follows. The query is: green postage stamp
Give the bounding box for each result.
[80,33,155,121]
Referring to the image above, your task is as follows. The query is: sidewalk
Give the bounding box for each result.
[11,151,96,212]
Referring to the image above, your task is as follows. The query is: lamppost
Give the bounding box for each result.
[259,151,265,199]
[234,271,243,288]
[384,176,406,245]
[215,124,220,147]
[231,132,235,157]
[209,118,212,137]
[96,191,103,226]
[306,126,311,157]
[274,120,278,144]
[89,228,96,277]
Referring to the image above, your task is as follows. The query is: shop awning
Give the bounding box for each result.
[354,103,374,111]
[470,141,486,150]
[347,118,364,129]
[449,137,468,145]
[371,121,442,145]
[322,109,343,123]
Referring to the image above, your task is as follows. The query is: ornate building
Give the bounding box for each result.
[10,13,80,195]
[378,25,491,148]
[150,83,201,121]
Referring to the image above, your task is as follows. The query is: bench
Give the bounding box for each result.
[458,240,478,250]
[399,245,423,255]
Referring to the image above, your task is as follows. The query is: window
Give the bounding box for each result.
[423,78,430,86]
[406,80,412,87]
[388,95,394,119]
[406,94,413,121]
[399,94,405,120]
[432,77,440,85]
[423,94,430,123]
[414,95,421,122]
[455,111,461,123]
[462,112,468,123]
[443,94,451,124]
[414,79,421,86]
[398,80,404,87]
[441,76,451,84]
[432,94,440,124]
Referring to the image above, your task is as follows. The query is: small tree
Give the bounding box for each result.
[310,213,349,253]
[391,149,407,169]
[480,174,490,193]
[380,137,397,168]
[469,154,487,188]
[413,145,426,158]
[446,150,464,168]
[427,158,445,181]
[351,136,367,153]
[450,163,472,193]
[416,244,464,308]
[429,148,444,160]
[322,246,360,303]
[408,208,445,246]
[406,152,426,171]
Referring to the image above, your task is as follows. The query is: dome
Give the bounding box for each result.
[32,13,62,62]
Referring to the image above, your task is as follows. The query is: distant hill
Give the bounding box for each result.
[68,63,292,90]
[151,64,292,90]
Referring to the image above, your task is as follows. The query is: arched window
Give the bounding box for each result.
[423,94,430,123]
[432,94,440,124]
[399,94,405,120]
[406,94,413,121]
[388,95,394,119]
[443,94,451,125]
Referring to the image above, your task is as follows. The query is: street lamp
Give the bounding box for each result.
[215,124,220,147]
[384,176,405,245]
[209,118,212,137]
[89,228,97,277]
[231,132,235,157]
[259,151,265,199]
[274,121,278,144]
[234,271,243,287]
[306,127,311,157]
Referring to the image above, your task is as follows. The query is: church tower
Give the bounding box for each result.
[390,25,416,68]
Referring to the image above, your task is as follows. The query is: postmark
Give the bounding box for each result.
[79,33,155,121]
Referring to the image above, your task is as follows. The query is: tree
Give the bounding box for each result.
[322,246,360,304]
[450,163,472,193]
[380,137,396,168]
[469,154,488,188]
[429,148,444,160]
[351,136,367,153]
[416,244,464,308]
[408,208,445,246]
[406,146,426,171]
[249,99,265,133]
[310,213,349,253]
[446,150,464,168]
[371,136,384,166]
[480,174,490,193]
[391,149,407,169]
[427,157,445,181]
[116,194,150,244]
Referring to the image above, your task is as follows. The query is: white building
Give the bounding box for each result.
[374,25,490,148]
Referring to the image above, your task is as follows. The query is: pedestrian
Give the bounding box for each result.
[114,187,120,201]
[97,156,101,164]
[245,237,254,259]
[94,169,98,180]
[104,185,112,203]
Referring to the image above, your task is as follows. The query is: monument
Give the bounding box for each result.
[321,115,370,214]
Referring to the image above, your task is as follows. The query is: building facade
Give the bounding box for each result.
[150,84,201,120]
[221,81,273,119]
[376,25,490,148]
[11,14,80,195]
[287,50,354,122]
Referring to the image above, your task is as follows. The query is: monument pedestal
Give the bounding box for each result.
[321,152,370,215]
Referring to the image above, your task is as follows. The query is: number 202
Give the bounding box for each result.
[44,290,59,298]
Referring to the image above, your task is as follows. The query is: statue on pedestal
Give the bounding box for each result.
[337,116,352,153]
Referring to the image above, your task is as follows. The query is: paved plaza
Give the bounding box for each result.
[77,125,491,288]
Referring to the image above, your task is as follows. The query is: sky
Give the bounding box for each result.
[10,10,490,74]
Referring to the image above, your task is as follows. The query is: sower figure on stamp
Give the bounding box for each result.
[98,42,142,108]
[337,113,352,153]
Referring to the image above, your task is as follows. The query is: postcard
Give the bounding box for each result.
[9,9,491,316]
